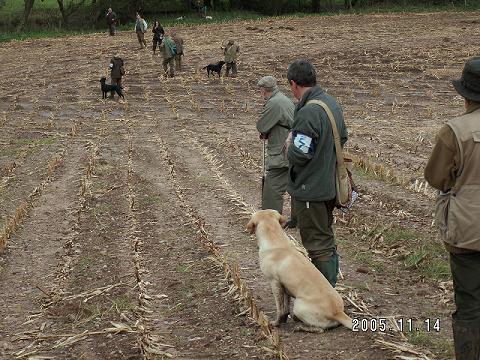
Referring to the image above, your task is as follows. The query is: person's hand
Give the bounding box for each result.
[259,133,268,140]
[285,131,293,151]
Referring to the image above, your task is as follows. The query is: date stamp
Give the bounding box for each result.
[352,317,441,333]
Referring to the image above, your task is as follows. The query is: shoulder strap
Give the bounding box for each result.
[306,99,346,170]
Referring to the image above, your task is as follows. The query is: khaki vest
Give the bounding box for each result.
[435,109,480,251]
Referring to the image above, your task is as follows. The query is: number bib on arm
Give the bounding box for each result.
[293,133,314,154]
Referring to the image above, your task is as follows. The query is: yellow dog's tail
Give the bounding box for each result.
[335,312,353,330]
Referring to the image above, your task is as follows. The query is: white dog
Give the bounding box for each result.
[247,210,352,330]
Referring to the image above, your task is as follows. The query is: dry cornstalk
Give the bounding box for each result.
[157,137,289,360]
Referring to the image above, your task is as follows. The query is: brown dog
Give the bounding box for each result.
[246,209,352,330]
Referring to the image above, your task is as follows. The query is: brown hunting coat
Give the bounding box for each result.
[425,103,480,252]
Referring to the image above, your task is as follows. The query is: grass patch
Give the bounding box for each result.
[352,166,378,182]
[143,194,161,204]
[0,10,264,42]
[407,330,454,359]
[0,29,97,42]
[356,223,451,281]
[197,175,215,186]
[111,295,135,313]
[354,251,384,272]
[403,240,451,281]
[176,262,194,273]
[0,0,59,15]
[77,257,91,272]
[383,227,419,247]
[0,135,57,154]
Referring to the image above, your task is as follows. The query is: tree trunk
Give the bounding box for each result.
[56,0,68,26]
[17,0,35,31]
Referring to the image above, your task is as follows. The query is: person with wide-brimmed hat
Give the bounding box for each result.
[425,57,480,359]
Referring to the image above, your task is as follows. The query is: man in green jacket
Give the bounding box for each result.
[425,57,480,360]
[256,76,294,220]
[285,60,348,287]
[159,32,176,78]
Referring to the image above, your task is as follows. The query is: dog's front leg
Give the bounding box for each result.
[270,281,289,327]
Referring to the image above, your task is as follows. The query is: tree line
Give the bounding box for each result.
[11,0,478,31]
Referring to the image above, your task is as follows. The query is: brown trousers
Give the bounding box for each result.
[136,31,147,48]
[163,57,175,77]
[174,54,182,70]
[108,23,115,36]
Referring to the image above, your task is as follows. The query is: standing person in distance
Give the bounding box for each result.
[105,7,117,36]
[223,40,240,77]
[256,75,295,224]
[159,31,176,78]
[171,31,184,71]
[425,57,480,360]
[109,55,125,99]
[134,13,147,49]
[152,21,165,55]
[285,59,348,288]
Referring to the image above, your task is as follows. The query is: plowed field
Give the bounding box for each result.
[1,11,478,359]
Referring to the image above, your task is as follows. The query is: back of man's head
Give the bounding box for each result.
[287,60,316,87]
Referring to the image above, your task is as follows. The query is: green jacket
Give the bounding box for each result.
[257,89,294,170]
[287,85,348,202]
[160,36,175,60]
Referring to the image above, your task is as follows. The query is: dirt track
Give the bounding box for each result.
[1,11,479,359]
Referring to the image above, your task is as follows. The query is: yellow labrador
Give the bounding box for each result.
[246,209,352,330]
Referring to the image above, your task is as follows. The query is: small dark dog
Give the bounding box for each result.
[203,61,225,77]
[99,77,124,99]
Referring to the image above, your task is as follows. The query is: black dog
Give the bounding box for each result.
[99,77,124,99]
[203,61,225,77]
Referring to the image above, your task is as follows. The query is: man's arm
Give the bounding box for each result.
[286,109,317,166]
[256,100,281,135]
[424,125,459,192]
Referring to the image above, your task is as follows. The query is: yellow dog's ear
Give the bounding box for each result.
[279,214,287,227]
[246,218,256,234]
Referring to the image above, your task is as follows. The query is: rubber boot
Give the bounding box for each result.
[452,318,480,360]
[311,252,339,288]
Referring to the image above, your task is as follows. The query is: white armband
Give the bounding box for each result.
[293,133,313,154]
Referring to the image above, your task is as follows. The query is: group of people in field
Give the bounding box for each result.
[106,7,480,359]
[105,8,240,80]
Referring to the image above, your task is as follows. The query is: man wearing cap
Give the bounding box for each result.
[425,57,480,359]
[257,76,295,221]
[224,40,240,77]
[285,59,348,288]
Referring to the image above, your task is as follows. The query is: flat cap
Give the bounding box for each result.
[257,76,277,89]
